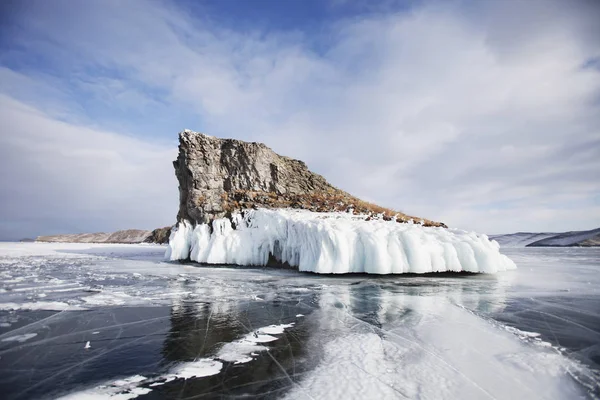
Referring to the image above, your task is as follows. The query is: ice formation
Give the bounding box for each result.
[165,209,516,274]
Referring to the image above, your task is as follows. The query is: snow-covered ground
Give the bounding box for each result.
[0,242,598,399]
[167,209,516,274]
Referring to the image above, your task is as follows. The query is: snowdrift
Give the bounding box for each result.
[165,209,516,274]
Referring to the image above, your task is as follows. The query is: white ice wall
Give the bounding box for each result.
[165,209,516,274]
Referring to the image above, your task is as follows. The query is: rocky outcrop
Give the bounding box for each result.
[578,236,600,247]
[144,227,172,244]
[174,130,446,227]
[36,229,152,244]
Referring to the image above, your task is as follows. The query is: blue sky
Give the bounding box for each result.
[0,0,599,240]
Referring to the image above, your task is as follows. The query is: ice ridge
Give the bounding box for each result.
[166,209,516,274]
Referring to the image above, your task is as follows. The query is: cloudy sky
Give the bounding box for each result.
[0,0,599,240]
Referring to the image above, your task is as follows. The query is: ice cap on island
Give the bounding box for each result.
[166,208,517,274]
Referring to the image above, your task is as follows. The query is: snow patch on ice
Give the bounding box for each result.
[504,326,541,338]
[112,376,147,386]
[166,209,517,274]
[0,301,77,311]
[1,333,37,343]
[218,341,267,364]
[56,375,152,400]
[169,358,223,379]
[502,325,557,348]
[217,323,294,364]
[83,292,134,306]
[55,323,294,398]
[258,323,294,335]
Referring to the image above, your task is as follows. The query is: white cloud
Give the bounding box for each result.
[1,0,599,237]
[0,95,177,239]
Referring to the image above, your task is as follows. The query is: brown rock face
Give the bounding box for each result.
[144,226,172,244]
[174,130,446,228]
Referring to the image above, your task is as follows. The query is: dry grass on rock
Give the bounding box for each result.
[221,190,446,228]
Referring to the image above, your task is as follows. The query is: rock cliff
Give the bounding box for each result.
[174,130,446,228]
[143,227,172,244]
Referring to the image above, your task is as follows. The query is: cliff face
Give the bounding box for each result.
[174,130,446,228]
[144,227,172,244]
[174,130,335,224]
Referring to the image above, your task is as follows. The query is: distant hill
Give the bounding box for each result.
[488,232,557,247]
[490,227,600,247]
[36,227,171,244]
[527,227,600,247]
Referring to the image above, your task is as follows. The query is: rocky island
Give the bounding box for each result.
[33,130,520,274]
[173,129,445,228]
[166,130,516,274]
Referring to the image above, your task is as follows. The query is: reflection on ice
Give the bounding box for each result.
[293,282,590,399]
[0,243,598,399]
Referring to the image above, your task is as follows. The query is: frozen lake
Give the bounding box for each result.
[0,242,598,399]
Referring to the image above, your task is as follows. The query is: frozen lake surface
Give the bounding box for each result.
[0,242,598,399]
